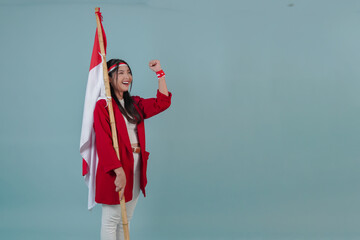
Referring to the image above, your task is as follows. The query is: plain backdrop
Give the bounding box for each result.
[1,0,360,239]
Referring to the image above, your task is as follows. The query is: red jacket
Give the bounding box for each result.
[93,90,172,204]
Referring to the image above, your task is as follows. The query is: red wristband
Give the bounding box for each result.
[156,70,165,78]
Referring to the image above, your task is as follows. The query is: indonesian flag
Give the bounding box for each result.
[80,12,107,210]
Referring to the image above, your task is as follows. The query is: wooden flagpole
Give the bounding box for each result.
[95,7,130,240]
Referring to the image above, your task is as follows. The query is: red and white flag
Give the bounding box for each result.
[80,14,107,210]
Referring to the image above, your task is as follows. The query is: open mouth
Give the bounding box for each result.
[122,81,130,85]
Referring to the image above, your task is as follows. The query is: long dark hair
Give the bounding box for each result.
[107,59,142,124]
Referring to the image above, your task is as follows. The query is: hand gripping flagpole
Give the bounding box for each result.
[95,7,130,240]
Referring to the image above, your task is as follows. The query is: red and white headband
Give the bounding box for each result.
[108,62,127,73]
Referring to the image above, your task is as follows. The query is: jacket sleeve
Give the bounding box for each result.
[93,99,122,173]
[133,90,172,119]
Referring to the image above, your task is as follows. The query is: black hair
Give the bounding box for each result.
[107,59,142,124]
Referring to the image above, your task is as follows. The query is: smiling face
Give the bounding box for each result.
[110,64,133,98]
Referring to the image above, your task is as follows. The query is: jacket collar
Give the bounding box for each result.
[111,98,132,152]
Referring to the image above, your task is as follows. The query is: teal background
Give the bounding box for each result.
[1,0,360,239]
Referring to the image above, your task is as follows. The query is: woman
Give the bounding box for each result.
[93,59,172,240]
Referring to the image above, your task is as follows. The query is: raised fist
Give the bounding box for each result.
[149,59,162,72]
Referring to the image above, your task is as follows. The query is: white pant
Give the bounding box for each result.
[101,152,141,240]
[101,196,139,240]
